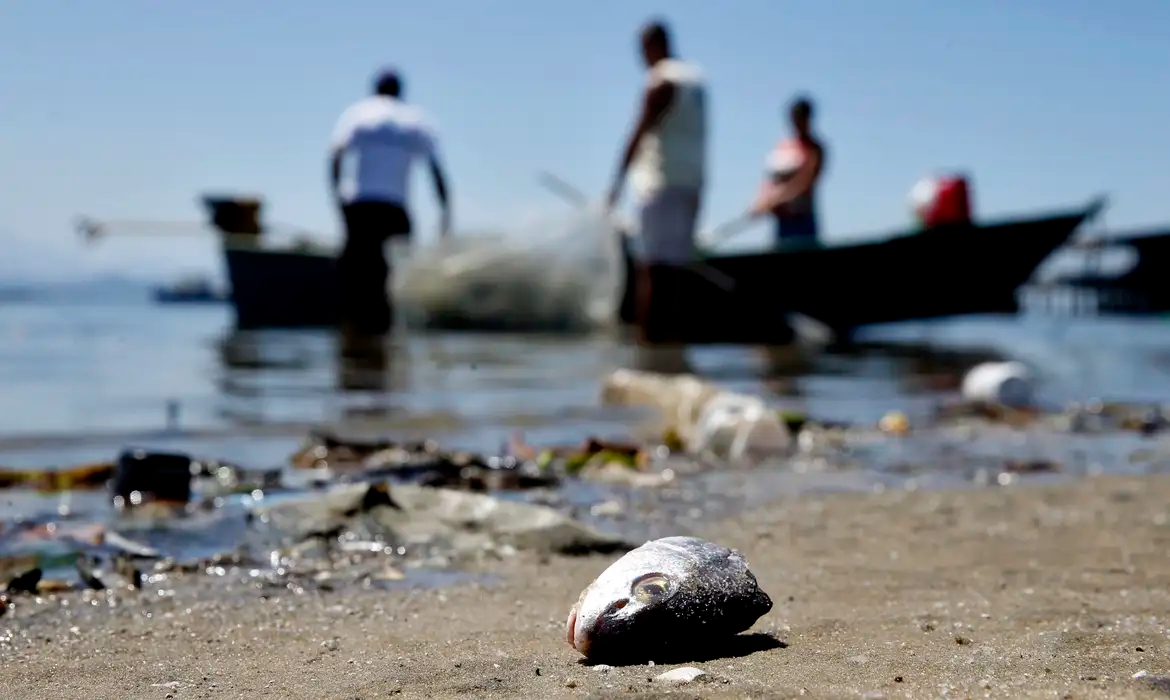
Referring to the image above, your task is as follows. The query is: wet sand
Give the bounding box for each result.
[3,474,1170,699]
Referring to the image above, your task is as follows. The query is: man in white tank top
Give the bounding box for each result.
[328,67,452,335]
[605,19,707,342]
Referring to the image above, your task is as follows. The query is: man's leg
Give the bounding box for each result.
[639,187,700,343]
[636,191,670,343]
[337,203,363,335]
[337,202,392,336]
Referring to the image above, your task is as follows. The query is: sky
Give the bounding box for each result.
[2,0,1169,283]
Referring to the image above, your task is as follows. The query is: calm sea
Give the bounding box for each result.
[0,280,1169,468]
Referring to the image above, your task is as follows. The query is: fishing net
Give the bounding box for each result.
[391,208,627,333]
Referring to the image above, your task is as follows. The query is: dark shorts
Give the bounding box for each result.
[775,213,819,247]
[337,200,412,335]
[341,200,412,247]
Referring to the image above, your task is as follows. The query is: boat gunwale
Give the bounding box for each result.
[702,195,1107,262]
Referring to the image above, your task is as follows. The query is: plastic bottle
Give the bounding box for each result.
[960,361,1035,408]
[602,369,791,461]
[691,392,791,462]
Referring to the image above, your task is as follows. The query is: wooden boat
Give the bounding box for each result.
[1054,227,1170,312]
[619,196,1107,342]
[202,197,341,329]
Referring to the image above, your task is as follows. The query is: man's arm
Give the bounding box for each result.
[328,148,344,205]
[414,125,452,239]
[606,79,675,210]
[328,110,353,207]
[429,155,451,239]
[750,144,823,216]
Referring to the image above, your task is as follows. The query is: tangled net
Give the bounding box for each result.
[392,208,627,333]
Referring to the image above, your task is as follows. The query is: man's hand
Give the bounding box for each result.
[329,149,345,210]
[428,156,451,238]
[750,184,787,218]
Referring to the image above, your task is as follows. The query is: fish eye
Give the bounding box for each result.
[632,573,671,601]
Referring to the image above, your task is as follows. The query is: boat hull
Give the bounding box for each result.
[224,246,340,329]
[622,201,1101,341]
[222,198,1102,337]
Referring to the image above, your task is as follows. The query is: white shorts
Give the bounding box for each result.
[636,186,700,265]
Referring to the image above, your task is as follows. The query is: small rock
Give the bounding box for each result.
[654,667,709,684]
[564,678,578,688]
[589,500,624,517]
[321,639,340,652]
[593,664,612,673]
[878,411,910,436]
[847,654,869,665]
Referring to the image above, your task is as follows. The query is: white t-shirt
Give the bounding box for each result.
[330,96,438,206]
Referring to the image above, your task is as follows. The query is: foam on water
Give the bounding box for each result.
[391,208,627,333]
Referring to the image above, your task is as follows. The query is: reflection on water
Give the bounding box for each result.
[215,328,415,424]
[4,286,1170,449]
[338,329,390,393]
[629,343,693,376]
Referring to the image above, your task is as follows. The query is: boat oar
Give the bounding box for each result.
[536,171,637,236]
[74,217,210,242]
[699,213,757,251]
[534,171,738,291]
[536,171,591,210]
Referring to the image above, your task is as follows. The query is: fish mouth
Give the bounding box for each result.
[566,606,591,655]
[566,607,577,648]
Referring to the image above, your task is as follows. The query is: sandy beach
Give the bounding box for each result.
[1,473,1167,700]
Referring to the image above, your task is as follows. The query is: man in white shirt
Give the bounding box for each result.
[605,19,707,343]
[328,67,451,335]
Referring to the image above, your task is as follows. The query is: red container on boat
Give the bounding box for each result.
[920,175,972,227]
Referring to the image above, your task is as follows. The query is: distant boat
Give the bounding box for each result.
[152,276,229,304]
[1055,227,1170,313]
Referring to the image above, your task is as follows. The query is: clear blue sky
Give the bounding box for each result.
[2,0,1168,282]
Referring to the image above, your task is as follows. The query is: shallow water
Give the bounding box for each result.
[3,282,1170,579]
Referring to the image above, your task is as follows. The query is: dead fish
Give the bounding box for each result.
[566,536,772,662]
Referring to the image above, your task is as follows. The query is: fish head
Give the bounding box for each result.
[566,536,772,662]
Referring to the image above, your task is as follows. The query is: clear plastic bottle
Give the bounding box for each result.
[960,361,1035,408]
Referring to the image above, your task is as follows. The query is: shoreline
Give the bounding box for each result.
[3,473,1169,699]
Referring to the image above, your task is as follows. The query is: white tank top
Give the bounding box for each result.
[629,59,707,201]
